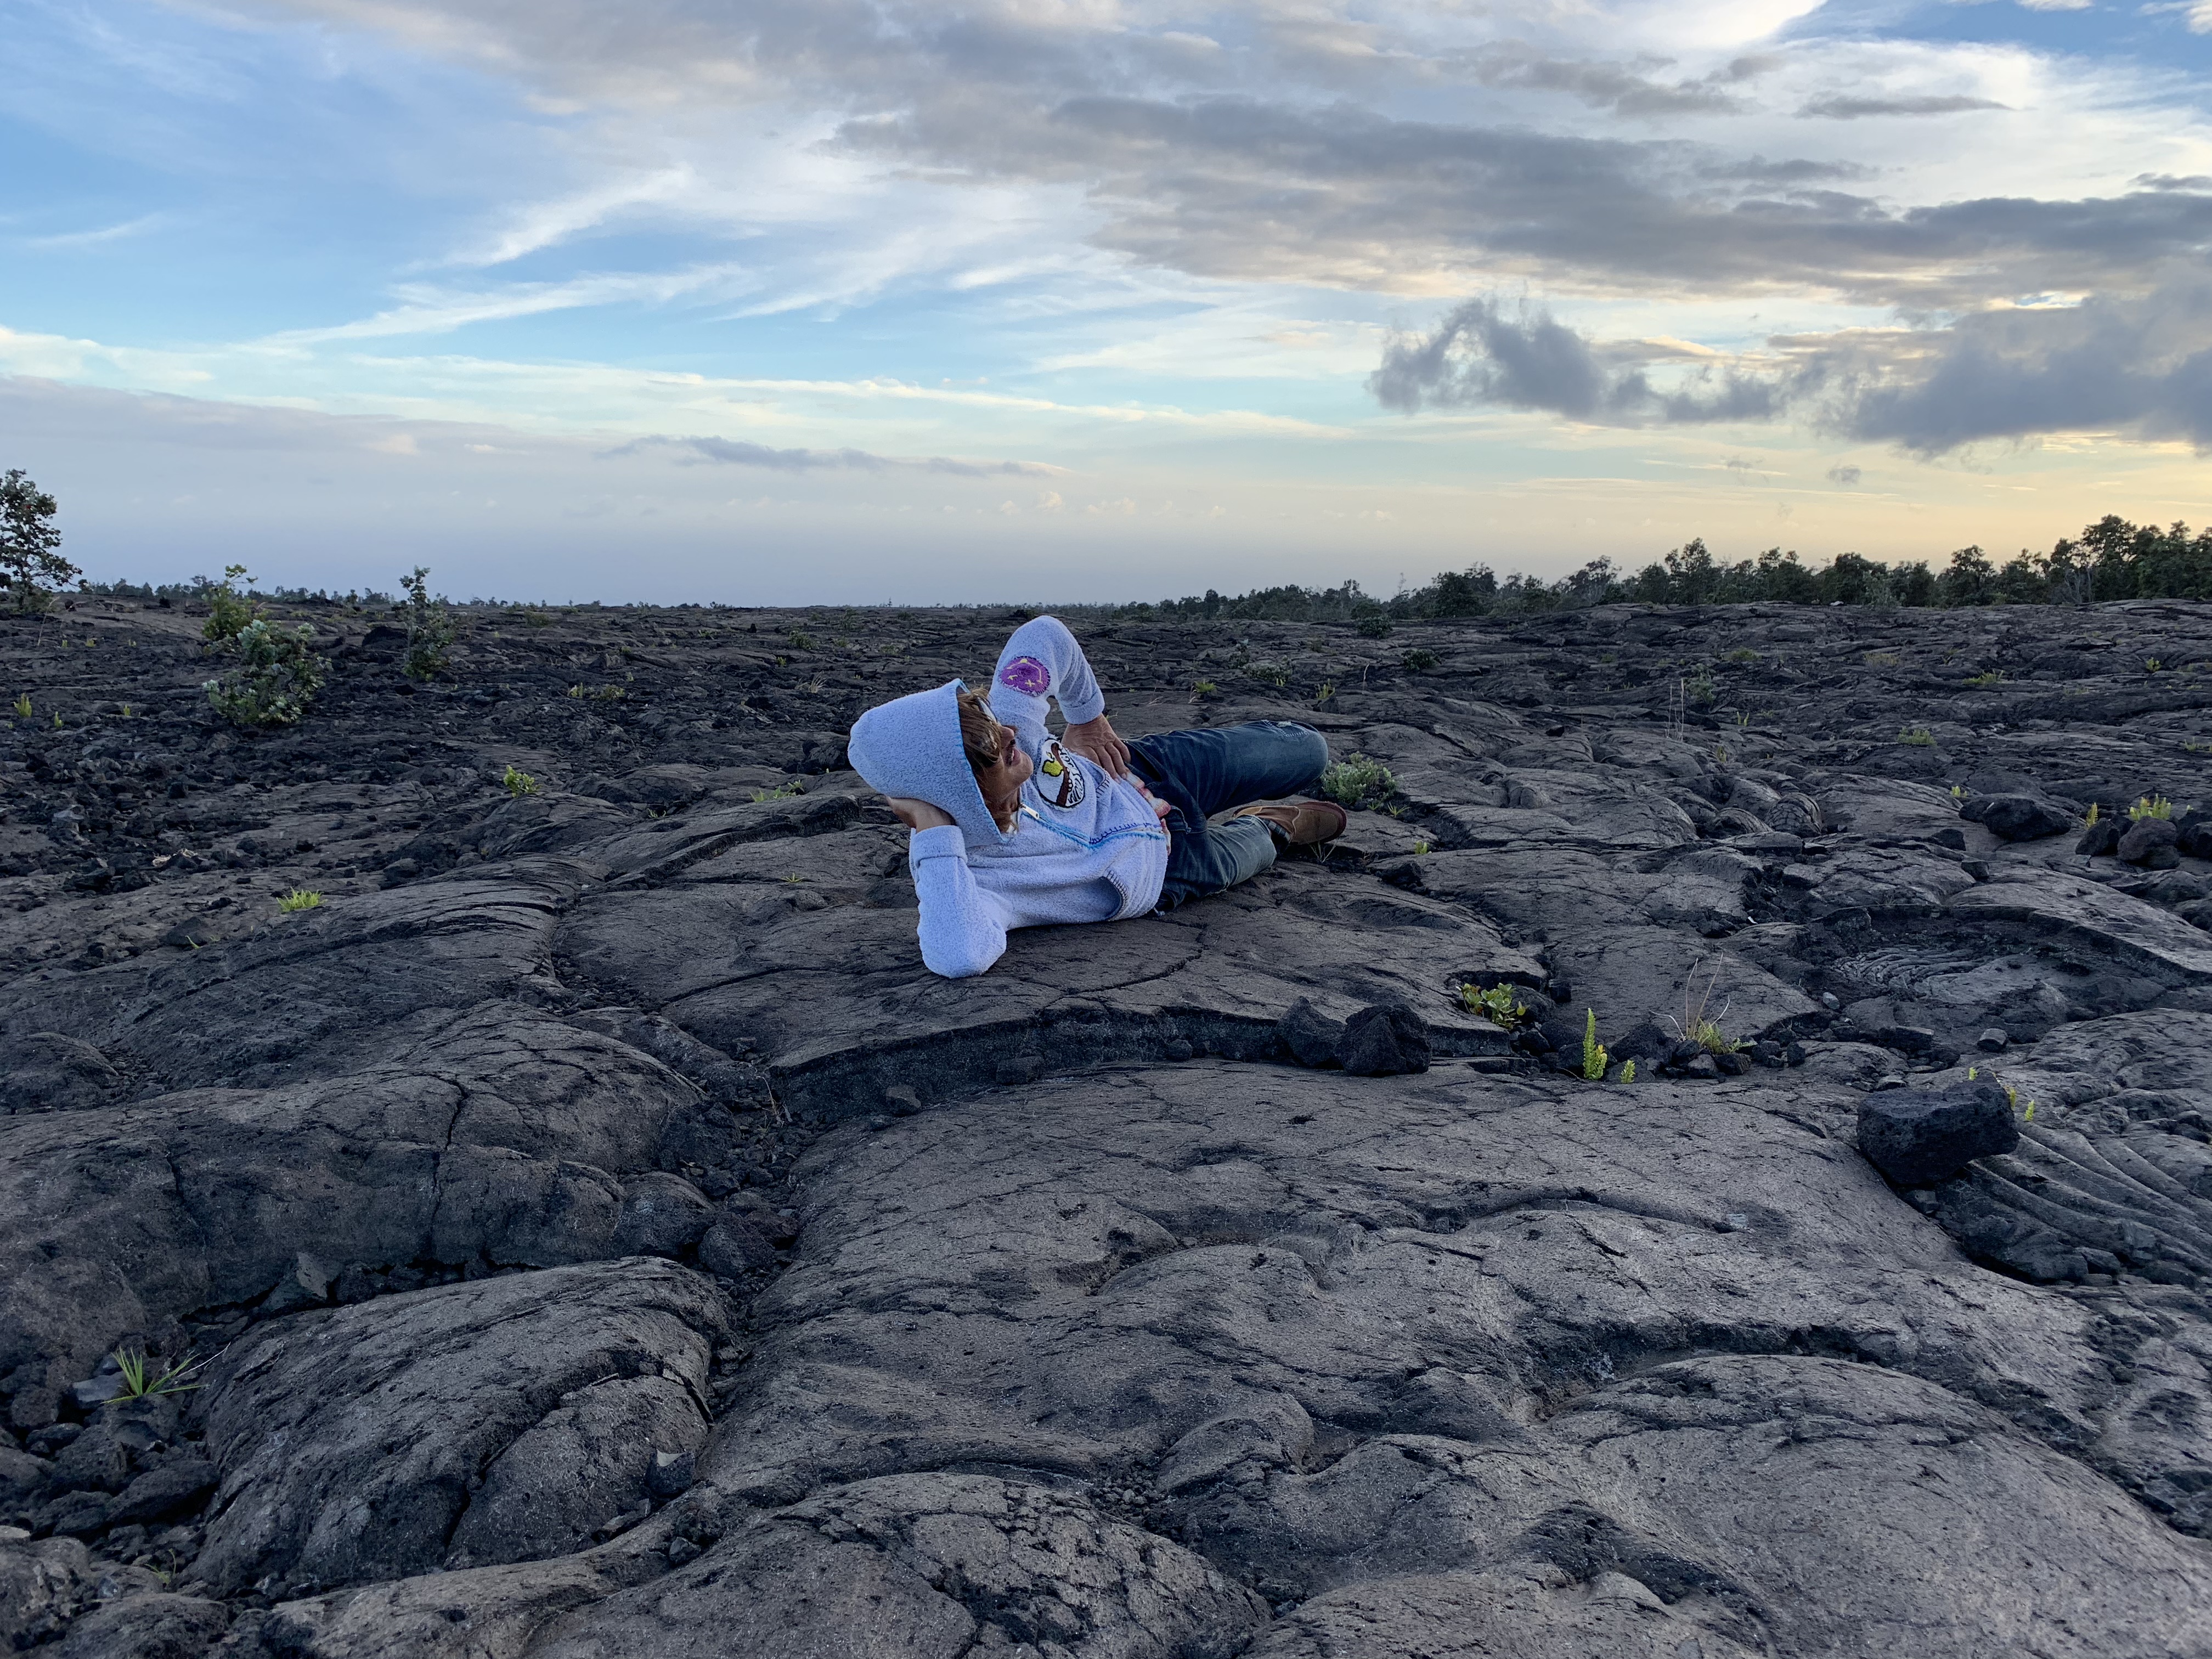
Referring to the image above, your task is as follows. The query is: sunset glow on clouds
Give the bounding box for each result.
[3,0,2209,601]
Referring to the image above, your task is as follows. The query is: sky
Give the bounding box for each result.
[2,0,2209,605]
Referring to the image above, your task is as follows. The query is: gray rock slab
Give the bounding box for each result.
[0,1005,703,1397]
[195,1257,727,1597]
[0,871,584,1091]
[532,1474,1266,1659]
[560,862,1537,1119]
[698,1063,2119,1515]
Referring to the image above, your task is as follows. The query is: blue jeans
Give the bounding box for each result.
[1125,721,1329,909]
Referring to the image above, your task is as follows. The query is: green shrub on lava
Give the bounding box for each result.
[204,620,326,728]
[1318,753,1397,810]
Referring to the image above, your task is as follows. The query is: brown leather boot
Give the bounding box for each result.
[1234,798,1348,847]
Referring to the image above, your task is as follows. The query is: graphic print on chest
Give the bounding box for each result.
[1035,740,1087,810]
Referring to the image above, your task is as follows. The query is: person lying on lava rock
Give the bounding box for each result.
[848,614,1345,977]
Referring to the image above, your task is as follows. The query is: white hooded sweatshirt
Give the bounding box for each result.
[844,616,1169,977]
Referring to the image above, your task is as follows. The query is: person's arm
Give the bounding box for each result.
[886,798,1008,977]
[989,614,1129,776]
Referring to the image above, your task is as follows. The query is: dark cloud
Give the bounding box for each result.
[1827,464,1862,485]
[1368,298,1778,425]
[604,435,1056,477]
[1458,43,1749,117]
[838,93,2212,309]
[1801,275,2212,453]
[1798,94,2006,119]
[1372,273,2212,454]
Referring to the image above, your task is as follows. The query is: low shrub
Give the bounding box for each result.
[1318,752,1397,810]
[202,565,259,646]
[503,764,541,797]
[204,619,326,728]
[400,567,457,681]
[1402,648,1439,671]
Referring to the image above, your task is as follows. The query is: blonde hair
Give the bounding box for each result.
[957,689,1019,832]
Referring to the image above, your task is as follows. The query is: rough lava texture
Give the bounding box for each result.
[3,595,2212,1654]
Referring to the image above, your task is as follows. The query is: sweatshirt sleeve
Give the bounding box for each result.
[989,615,1107,751]
[907,823,1009,978]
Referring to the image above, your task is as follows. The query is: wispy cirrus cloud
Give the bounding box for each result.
[21,213,168,250]
[603,433,1060,476]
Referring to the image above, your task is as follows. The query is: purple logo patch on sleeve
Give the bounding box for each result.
[998,655,1051,697]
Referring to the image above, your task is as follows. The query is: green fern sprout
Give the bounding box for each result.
[1620,1060,1636,1085]
[749,782,804,802]
[277,889,322,913]
[1581,1009,1609,1081]
[2130,794,2174,822]
[10,693,29,719]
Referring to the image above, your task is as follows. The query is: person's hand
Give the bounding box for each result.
[1134,782,1171,823]
[883,796,955,831]
[1063,714,1131,779]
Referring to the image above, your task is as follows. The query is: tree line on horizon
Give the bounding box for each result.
[1118,514,2212,625]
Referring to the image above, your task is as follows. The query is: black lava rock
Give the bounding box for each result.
[1857,1082,2019,1186]
[1277,998,1345,1068]
[1338,1004,1431,1076]
[2075,819,2122,856]
[1960,794,2072,842]
[2117,816,2180,867]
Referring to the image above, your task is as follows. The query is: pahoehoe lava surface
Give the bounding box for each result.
[5,594,2212,1655]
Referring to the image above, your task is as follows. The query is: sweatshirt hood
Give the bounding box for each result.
[847,679,1013,847]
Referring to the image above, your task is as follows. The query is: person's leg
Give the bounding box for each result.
[1126,720,1329,820]
[1126,721,1330,909]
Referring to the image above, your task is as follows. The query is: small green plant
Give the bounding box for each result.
[2130,794,2174,822]
[1412,839,1430,855]
[50,710,61,728]
[1316,680,1335,703]
[2001,1082,2038,1123]
[277,889,323,912]
[1356,612,1393,639]
[781,872,805,883]
[1672,962,1743,1054]
[503,764,541,797]
[1402,649,1438,671]
[1726,647,1759,663]
[1190,680,1219,701]
[1318,752,1397,811]
[1863,650,1899,668]
[112,1346,206,1401]
[1951,783,1968,802]
[750,782,805,802]
[1245,661,1290,689]
[1618,1059,1637,1085]
[204,619,327,728]
[2085,802,2101,826]
[400,566,458,681]
[1685,669,1716,707]
[1964,669,2006,687]
[201,565,260,646]
[2147,658,2163,672]
[1581,1009,1609,1081]
[1898,726,1935,746]
[787,631,816,651]
[10,692,29,718]
[1460,981,1527,1028]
